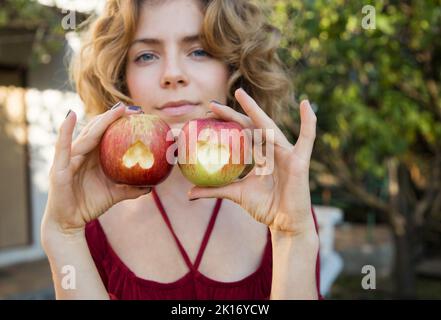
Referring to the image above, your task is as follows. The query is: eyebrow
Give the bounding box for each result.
[130,34,201,47]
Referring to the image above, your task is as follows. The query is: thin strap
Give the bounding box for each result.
[151,188,194,270]
[193,197,222,270]
[151,187,223,272]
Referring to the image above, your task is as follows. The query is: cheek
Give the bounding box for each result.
[195,63,229,96]
[126,66,158,108]
[126,67,147,96]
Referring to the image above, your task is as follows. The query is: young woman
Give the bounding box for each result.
[41,0,321,300]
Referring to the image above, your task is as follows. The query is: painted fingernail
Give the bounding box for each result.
[65,109,72,119]
[111,101,123,110]
[128,105,142,111]
[210,100,223,106]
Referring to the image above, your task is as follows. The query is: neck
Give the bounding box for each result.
[153,165,219,212]
[154,165,194,201]
[151,166,220,221]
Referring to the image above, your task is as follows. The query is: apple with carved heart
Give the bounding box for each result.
[177,118,250,187]
[99,114,174,186]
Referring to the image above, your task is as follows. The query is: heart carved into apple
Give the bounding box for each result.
[196,139,231,174]
[122,140,155,169]
[100,113,174,186]
[177,118,251,187]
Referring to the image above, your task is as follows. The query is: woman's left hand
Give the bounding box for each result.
[188,88,317,238]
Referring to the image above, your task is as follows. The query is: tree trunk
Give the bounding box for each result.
[393,231,416,298]
[387,159,417,298]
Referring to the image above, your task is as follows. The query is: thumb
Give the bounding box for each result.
[188,181,242,204]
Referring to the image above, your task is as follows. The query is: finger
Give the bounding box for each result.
[188,180,243,204]
[207,101,255,129]
[112,184,152,203]
[77,102,126,137]
[53,110,77,171]
[73,115,102,145]
[234,88,291,148]
[70,154,87,173]
[73,103,142,151]
[90,105,143,139]
[125,105,144,114]
[292,100,317,162]
[204,103,254,160]
[71,104,127,156]
[203,105,271,168]
[234,88,277,131]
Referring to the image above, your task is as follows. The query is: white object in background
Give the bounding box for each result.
[313,205,344,297]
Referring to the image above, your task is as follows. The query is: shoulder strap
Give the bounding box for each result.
[151,188,194,270]
[151,188,223,272]
[193,198,223,271]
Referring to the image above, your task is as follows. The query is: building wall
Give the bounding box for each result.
[0,42,84,267]
[0,87,30,250]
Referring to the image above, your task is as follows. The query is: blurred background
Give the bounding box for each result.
[0,0,440,299]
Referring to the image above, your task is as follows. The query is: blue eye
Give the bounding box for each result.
[192,49,210,57]
[135,53,156,62]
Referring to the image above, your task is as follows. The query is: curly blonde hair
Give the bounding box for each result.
[70,0,294,124]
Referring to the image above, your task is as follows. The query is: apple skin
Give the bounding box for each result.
[177,118,250,187]
[99,114,174,186]
[238,156,255,179]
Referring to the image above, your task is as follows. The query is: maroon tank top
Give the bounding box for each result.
[85,188,322,300]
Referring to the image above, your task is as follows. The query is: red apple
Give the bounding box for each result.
[177,118,251,187]
[99,114,175,186]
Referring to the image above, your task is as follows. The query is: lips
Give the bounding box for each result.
[159,104,198,116]
[157,100,199,110]
[156,100,199,116]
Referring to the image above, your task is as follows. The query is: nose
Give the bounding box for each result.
[160,54,188,89]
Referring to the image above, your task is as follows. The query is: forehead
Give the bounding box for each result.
[135,0,204,40]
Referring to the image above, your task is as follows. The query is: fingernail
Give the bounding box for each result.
[65,109,72,119]
[128,105,142,111]
[111,101,123,110]
[210,100,223,106]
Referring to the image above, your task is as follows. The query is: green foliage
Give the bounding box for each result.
[266,0,441,184]
[0,0,67,67]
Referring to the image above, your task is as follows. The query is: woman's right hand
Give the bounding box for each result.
[42,103,151,237]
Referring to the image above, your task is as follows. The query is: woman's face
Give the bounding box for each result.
[126,0,230,130]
